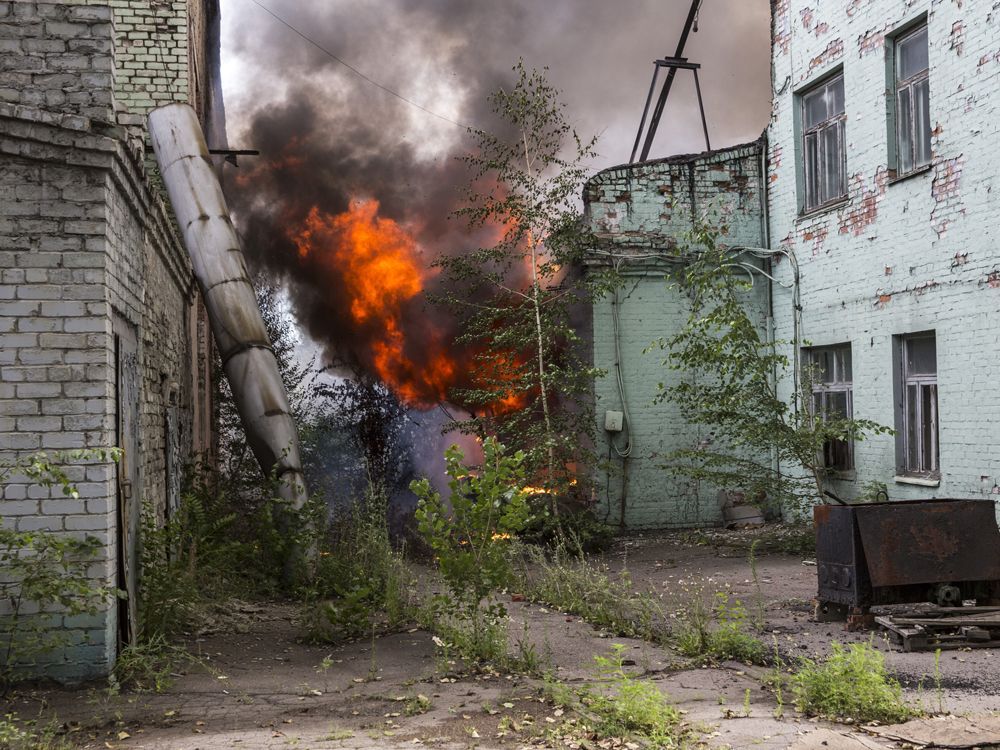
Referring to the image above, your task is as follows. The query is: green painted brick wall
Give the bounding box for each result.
[586,141,768,528]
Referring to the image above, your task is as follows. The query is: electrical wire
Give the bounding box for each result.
[245,0,474,131]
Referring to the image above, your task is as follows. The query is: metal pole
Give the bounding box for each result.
[692,67,711,151]
[639,0,702,161]
[629,63,661,164]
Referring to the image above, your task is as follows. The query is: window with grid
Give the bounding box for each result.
[894,24,931,175]
[801,74,846,212]
[901,334,938,475]
[810,345,853,471]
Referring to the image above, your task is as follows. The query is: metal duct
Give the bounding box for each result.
[148,103,308,513]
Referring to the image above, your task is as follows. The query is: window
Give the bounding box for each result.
[900,333,938,475]
[893,24,931,175]
[801,74,846,212]
[810,345,853,471]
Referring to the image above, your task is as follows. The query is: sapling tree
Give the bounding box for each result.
[654,217,891,512]
[411,438,530,654]
[440,62,609,522]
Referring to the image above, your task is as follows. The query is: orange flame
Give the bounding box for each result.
[288,199,457,406]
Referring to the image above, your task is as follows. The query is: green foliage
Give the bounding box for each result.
[0,449,119,694]
[548,644,691,748]
[0,713,71,750]
[519,506,614,554]
[515,544,666,642]
[137,490,243,638]
[304,486,416,643]
[676,593,766,665]
[440,61,610,518]
[412,439,530,616]
[110,634,187,694]
[791,641,918,723]
[411,438,531,667]
[653,217,892,511]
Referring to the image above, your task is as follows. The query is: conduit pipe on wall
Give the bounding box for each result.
[148,103,309,513]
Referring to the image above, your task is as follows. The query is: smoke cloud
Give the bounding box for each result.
[219,0,771,398]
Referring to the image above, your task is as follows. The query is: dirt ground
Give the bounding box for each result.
[6,526,1000,750]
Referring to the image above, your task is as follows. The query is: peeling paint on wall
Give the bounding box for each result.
[839,167,889,237]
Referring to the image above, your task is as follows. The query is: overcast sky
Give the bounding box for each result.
[220,0,772,174]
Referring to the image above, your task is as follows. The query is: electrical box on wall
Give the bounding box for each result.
[604,410,624,432]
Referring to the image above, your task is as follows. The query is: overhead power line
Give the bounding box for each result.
[245,0,473,130]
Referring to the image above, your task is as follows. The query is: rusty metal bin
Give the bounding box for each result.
[815,499,1000,609]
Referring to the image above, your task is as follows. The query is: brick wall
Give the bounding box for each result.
[0,1,115,121]
[585,143,768,528]
[0,1,217,680]
[768,0,1000,503]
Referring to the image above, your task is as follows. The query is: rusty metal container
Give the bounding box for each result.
[815,499,1000,609]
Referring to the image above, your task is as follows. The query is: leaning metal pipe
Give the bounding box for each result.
[148,103,308,513]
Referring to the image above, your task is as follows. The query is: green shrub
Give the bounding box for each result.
[676,593,765,664]
[138,490,247,638]
[303,485,416,643]
[547,644,691,748]
[791,641,918,723]
[411,438,531,663]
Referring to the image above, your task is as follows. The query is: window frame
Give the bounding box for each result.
[893,23,931,176]
[800,72,847,214]
[808,344,854,472]
[898,333,939,477]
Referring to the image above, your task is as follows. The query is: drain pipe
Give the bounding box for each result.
[148,103,309,516]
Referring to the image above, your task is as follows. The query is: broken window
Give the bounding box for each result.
[801,73,846,212]
[894,24,931,175]
[900,333,938,476]
[809,344,853,471]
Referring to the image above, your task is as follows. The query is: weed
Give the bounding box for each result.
[303,485,416,643]
[515,544,667,642]
[676,593,766,664]
[0,713,72,750]
[109,635,189,694]
[404,694,432,716]
[547,644,692,748]
[742,688,752,717]
[790,641,918,724]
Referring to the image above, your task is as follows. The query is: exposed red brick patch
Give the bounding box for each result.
[952,252,969,268]
[846,0,866,18]
[838,167,889,237]
[949,21,965,55]
[931,156,965,238]
[808,38,845,73]
[801,223,829,256]
[875,292,892,308]
[885,266,893,275]
[800,7,815,28]
[773,0,791,55]
[858,25,890,57]
[987,270,1000,289]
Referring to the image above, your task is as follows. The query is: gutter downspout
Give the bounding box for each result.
[759,134,781,518]
[148,103,309,516]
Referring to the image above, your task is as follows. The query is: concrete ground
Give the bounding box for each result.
[5,525,1000,749]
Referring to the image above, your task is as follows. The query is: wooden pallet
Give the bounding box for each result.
[875,606,1000,652]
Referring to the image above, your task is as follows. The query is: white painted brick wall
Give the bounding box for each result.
[769,0,1000,503]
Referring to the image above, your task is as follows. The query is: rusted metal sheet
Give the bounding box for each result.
[814,504,872,606]
[855,500,1000,588]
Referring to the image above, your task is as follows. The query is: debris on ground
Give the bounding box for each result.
[873,604,1000,652]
